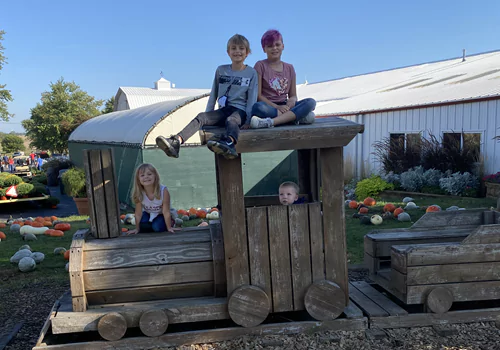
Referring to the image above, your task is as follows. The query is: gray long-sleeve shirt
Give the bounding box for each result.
[206,64,258,125]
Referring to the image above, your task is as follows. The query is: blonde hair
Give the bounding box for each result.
[279,181,300,194]
[131,163,161,204]
[227,34,251,54]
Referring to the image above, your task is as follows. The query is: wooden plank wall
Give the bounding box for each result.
[83,149,121,239]
[246,203,323,312]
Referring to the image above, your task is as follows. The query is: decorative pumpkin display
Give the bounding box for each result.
[426,205,441,213]
[44,229,55,236]
[31,252,45,264]
[393,207,404,218]
[50,230,64,237]
[10,249,32,263]
[20,225,49,235]
[31,222,44,228]
[383,203,396,213]
[359,207,369,214]
[398,212,411,222]
[54,223,71,231]
[196,210,207,219]
[363,197,376,206]
[207,211,220,220]
[18,256,36,272]
[0,231,6,240]
[64,250,70,260]
[348,201,358,209]
[24,220,33,226]
[210,208,219,212]
[0,223,6,228]
[34,217,44,223]
[188,207,198,216]
[370,215,383,225]
[43,221,53,227]
[54,247,67,255]
[43,217,51,222]
[177,209,188,216]
[51,216,58,222]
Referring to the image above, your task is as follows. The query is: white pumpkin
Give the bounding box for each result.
[10,249,33,264]
[370,215,383,225]
[20,225,49,235]
[18,257,36,272]
[19,244,32,251]
[31,252,45,264]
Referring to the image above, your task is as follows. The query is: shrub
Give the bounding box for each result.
[355,175,394,200]
[31,174,48,185]
[62,167,86,198]
[439,172,479,196]
[372,136,421,174]
[0,174,23,187]
[16,183,34,196]
[422,168,444,187]
[43,196,60,208]
[400,166,425,192]
[41,158,73,172]
[0,188,6,197]
[30,184,49,197]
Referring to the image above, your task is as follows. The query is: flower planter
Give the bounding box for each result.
[485,182,500,198]
[73,197,90,215]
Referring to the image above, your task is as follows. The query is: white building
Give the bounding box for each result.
[297,49,500,176]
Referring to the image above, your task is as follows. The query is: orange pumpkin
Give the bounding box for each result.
[34,217,44,222]
[211,207,219,212]
[51,216,58,222]
[51,230,64,237]
[348,201,358,209]
[120,214,126,220]
[196,210,206,218]
[43,221,53,227]
[64,249,70,260]
[0,196,7,200]
[121,228,128,232]
[188,207,197,216]
[54,223,71,231]
[177,209,188,216]
[0,223,6,228]
[45,229,55,236]
[393,207,404,218]
[359,207,369,214]
[426,205,441,213]
[24,220,33,226]
[363,197,376,206]
[32,222,44,228]
[0,231,6,240]
[44,217,51,222]
[383,203,396,213]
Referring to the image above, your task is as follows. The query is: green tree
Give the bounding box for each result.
[1,134,24,153]
[0,30,14,121]
[22,78,103,153]
[102,96,115,114]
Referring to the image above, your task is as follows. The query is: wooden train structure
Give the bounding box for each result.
[33,117,500,349]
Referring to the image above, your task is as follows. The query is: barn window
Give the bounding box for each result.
[389,133,421,165]
[443,132,481,157]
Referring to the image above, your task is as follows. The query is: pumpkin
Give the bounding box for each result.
[370,215,383,225]
[121,228,128,232]
[363,197,376,206]
[34,217,44,223]
[426,205,441,213]
[51,216,58,222]
[177,209,187,216]
[43,217,51,222]
[196,210,206,219]
[32,222,44,228]
[20,225,49,235]
[210,207,219,212]
[44,229,55,236]
[43,221,53,227]
[0,196,7,200]
[383,203,396,213]
[359,207,369,214]
[0,231,6,240]
[51,230,64,237]
[54,223,71,231]
[393,207,404,218]
[120,214,126,220]
[64,250,70,260]
[0,223,6,228]
[188,207,197,216]
[13,221,24,227]
[348,201,358,209]
[24,220,33,226]
[18,257,36,272]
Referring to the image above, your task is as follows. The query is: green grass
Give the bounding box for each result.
[0,195,496,289]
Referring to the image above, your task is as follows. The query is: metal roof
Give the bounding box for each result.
[296,50,500,116]
[115,86,210,110]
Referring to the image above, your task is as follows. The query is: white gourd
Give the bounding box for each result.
[20,225,49,235]
[18,257,36,272]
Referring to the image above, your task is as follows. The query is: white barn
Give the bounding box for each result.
[297,50,500,176]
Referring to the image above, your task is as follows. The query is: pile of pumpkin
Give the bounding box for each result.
[3,216,72,241]
[9,243,71,273]
[346,197,443,225]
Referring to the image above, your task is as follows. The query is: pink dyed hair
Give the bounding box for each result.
[261,29,283,49]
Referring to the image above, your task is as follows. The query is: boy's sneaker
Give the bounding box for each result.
[297,111,316,125]
[250,116,274,129]
[156,135,181,158]
[207,135,238,159]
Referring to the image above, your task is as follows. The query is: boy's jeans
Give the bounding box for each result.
[251,98,316,121]
[178,106,246,143]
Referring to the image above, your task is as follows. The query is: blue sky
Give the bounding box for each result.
[1,0,499,133]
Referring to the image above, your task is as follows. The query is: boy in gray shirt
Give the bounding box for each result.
[156,34,258,159]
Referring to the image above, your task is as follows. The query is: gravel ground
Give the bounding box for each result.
[1,270,499,349]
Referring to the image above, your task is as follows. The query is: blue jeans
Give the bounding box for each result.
[140,211,169,232]
[251,98,316,121]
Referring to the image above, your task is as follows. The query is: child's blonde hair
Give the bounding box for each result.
[227,34,251,54]
[279,181,300,194]
[131,163,161,204]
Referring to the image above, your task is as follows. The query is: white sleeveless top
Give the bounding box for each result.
[142,185,168,222]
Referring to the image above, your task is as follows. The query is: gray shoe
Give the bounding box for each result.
[250,116,274,129]
[156,135,181,158]
[298,112,316,125]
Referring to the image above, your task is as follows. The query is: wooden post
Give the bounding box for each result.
[69,229,90,312]
[217,155,249,295]
[320,147,348,304]
[297,149,320,202]
[210,220,226,297]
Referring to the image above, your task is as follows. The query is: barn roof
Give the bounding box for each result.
[297,50,500,116]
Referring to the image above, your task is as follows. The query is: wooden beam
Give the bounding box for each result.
[321,147,348,303]
[244,194,309,208]
[309,202,325,282]
[462,224,500,244]
[350,281,407,316]
[412,209,485,228]
[100,149,121,238]
[216,155,249,295]
[209,220,226,297]
[82,151,97,236]
[69,229,89,312]
[348,282,388,317]
[407,280,500,304]
[407,261,500,285]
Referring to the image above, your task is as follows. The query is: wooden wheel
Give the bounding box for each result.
[139,309,169,337]
[304,280,346,321]
[97,312,127,341]
[228,285,270,327]
[426,287,453,314]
